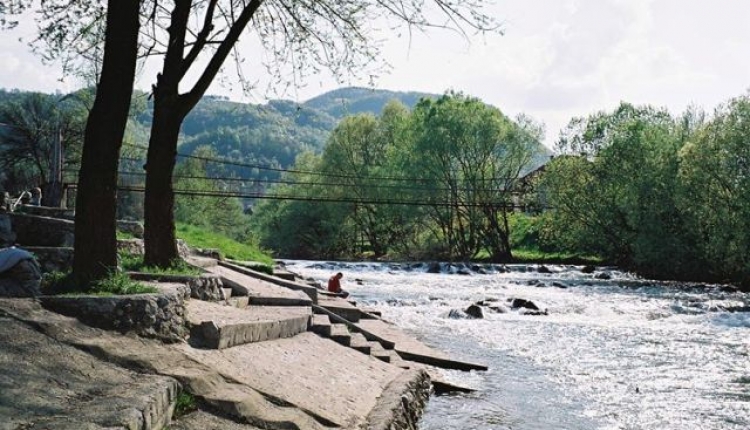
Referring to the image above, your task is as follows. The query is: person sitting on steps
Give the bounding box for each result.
[327,272,349,298]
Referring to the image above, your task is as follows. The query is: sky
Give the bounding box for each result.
[2,0,750,148]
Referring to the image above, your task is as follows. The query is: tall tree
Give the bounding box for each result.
[679,97,750,285]
[545,103,699,276]
[140,0,500,267]
[72,0,142,285]
[406,93,537,261]
[2,0,143,285]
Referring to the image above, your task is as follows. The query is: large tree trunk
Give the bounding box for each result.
[143,98,182,267]
[72,0,141,287]
[483,206,513,263]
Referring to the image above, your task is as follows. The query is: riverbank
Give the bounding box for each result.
[0,252,490,429]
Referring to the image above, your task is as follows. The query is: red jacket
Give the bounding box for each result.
[328,276,342,293]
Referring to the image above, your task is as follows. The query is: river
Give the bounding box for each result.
[283,260,750,430]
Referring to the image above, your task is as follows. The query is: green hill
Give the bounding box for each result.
[1,86,551,186]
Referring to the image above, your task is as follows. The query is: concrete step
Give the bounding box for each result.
[226,296,249,309]
[356,319,488,371]
[272,270,297,281]
[360,307,382,318]
[200,383,329,430]
[206,265,313,307]
[349,333,371,355]
[187,300,311,349]
[310,314,332,337]
[368,341,391,363]
[316,297,362,322]
[329,323,351,347]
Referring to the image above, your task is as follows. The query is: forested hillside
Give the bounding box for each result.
[125,88,450,182]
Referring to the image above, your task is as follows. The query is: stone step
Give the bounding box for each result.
[329,323,351,347]
[226,296,249,309]
[272,270,297,281]
[349,333,371,355]
[368,341,391,363]
[356,319,488,372]
[310,314,332,337]
[0,308,181,430]
[199,383,329,430]
[359,308,382,319]
[186,300,311,349]
[316,296,362,322]
[205,265,313,307]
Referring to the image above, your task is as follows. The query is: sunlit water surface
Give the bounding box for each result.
[284,261,750,430]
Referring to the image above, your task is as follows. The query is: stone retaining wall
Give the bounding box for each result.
[13,205,75,219]
[25,246,73,273]
[117,238,191,258]
[365,369,432,430]
[128,272,224,301]
[40,283,189,342]
[8,213,74,247]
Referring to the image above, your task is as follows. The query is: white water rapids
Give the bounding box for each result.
[284,261,750,430]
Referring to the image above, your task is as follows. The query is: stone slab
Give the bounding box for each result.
[186,300,310,349]
[310,313,332,336]
[178,332,408,428]
[329,323,351,346]
[349,332,371,355]
[205,264,312,306]
[272,270,297,281]
[317,295,363,322]
[170,410,264,430]
[356,319,488,371]
[313,305,395,350]
[218,261,319,303]
[0,307,179,430]
[0,299,332,430]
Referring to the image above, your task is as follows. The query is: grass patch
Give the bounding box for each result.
[119,253,202,276]
[511,248,604,265]
[230,261,274,275]
[42,270,157,295]
[176,223,273,265]
[173,392,198,418]
[116,230,136,240]
[92,271,158,294]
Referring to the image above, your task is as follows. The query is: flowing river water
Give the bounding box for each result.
[284,260,750,430]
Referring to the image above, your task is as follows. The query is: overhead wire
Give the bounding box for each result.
[115,185,521,208]
[120,143,522,183]
[113,169,517,194]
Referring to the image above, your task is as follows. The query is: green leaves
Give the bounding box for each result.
[251,92,543,261]
[544,97,750,285]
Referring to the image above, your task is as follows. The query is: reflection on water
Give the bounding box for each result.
[286,261,750,430]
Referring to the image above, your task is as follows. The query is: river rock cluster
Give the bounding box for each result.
[449,296,548,319]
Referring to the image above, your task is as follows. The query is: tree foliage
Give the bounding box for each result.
[251,93,543,261]
[543,98,750,286]
[0,91,87,194]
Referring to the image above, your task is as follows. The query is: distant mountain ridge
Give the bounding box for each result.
[1,86,550,182]
[301,87,437,119]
